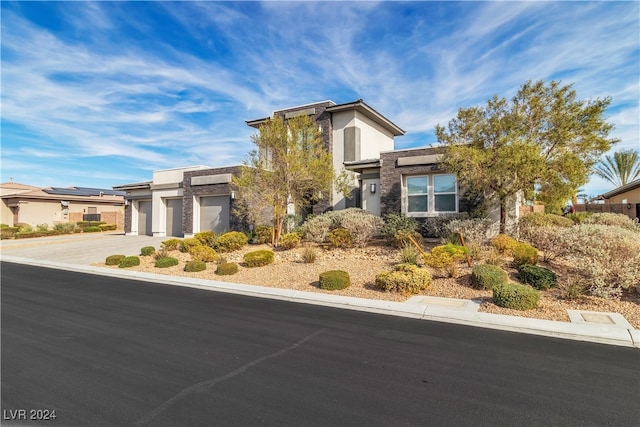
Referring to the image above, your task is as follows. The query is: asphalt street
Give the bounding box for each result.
[2,262,639,427]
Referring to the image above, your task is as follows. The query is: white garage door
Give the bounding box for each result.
[165,198,184,237]
[200,196,229,234]
[138,200,152,236]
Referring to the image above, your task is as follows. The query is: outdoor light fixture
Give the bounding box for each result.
[370,183,376,193]
[230,191,236,200]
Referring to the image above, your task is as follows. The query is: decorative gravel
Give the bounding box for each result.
[99,243,640,329]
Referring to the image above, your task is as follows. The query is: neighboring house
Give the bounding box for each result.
[115,99,516,237]
[0,182,125,228]
[594,179,640,219]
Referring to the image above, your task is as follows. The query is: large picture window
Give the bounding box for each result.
[404,174,457,215]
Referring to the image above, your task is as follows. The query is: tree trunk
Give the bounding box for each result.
[499,198,507,234]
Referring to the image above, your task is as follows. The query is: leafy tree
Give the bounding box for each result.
[594,149,640,188]
[436,80,618,231]
[232,114,335,246]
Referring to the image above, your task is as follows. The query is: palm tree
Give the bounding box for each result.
[594,149,640,187]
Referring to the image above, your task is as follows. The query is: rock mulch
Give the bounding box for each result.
[98,243,640,329]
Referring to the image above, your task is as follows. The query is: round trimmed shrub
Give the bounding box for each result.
[83,226,102,233]
[380,213,419,246]
[327,227,353,249]
[215,262,239,275]
[511,242,539,266]
[471,264,509,290]
[184,260,206,272]
[375,264,432,294]
[179,238,201,253]
[189,245,218,262]
[106,254,125,266]
[194,231,217,247]
[161,238,182,251]
[155,257,179,268]
[253,225,274,244]
[216,231,249,252]
[279,232,301,249]
[493,283,540,310]
[118,256,140,268]
[319,270,351,290]
[518,264,557,290]
[243,250,275,267]
[519,212,574,228]
[140,246,156,256]
[491,234,518,254]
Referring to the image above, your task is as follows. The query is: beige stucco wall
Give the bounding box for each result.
[3,199,124,228]
[606,186,640,204]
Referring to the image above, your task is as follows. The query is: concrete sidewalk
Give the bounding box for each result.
[1,234,639,348]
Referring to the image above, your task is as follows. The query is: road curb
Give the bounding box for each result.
[2,255,638,348]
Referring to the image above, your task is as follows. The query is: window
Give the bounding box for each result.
[404,174,457,215]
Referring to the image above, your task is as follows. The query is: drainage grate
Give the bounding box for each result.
[580,313,615,324]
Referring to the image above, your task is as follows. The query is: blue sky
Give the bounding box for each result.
[1,1,638,198]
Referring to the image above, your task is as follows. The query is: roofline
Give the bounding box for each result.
[1,193,124,203]
[326,99,405,136]
[598,179,640,199]
[112,181,152,191]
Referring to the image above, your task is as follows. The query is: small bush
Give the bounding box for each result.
[423,243,469,277]
[582,212,640,230]
[299,208,382,247]
[184,260,206,272]
[558,282,589,300]
[420,214,468,238]
[380,213,418,244]
[443,218,499,247]
[155,257,179,268]
[36,223,49,232]
[375,264,432,295]
[179,238,201,253]
[243,250,275,267]
[301,247,317,263]
[398,244,421,266]
[279,232,301,249]
[161,238,182,251]
[392,229,423,249]
[511,242,539,266]
[194,231,217,247]
[491,234,519,254]
[83,226,102,233]
[99,224,117,231]
[16,223,33,232]
[566,212,591,224]
[253,225,274,244]
[519,212,574,228]
[319,270,351,290]
[53,222,77,233]
[106,254,125,266]
[327,227,353,249]
[140,246,156,256]
[189,245,218,262]
[119,256,140,268]
[216,231,249,252]
[493,283,540,310]
[517,265,557,290]
[471,264,509,290]
[215,262,239,275]
[520,226,567,262]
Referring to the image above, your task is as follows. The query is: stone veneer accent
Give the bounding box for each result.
[182,166,244,235]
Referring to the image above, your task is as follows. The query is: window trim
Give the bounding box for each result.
[402,173,458,217]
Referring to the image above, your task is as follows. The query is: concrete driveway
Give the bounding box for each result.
[0,232,167,265]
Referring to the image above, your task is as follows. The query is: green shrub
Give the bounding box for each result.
[76,221,90,228]
[398,244,421,266]
[189,245,219,262]
[519,212,574,228]
[443,218,499,247]
[179,238,201,253]
[0,224,8,229]
[16,223,32,232]
[106,254,126,266]
[493,283,540,310]
[582,213,640,230]
[380,213,418,244]
[89,221,106,226]
[194,231,217,247]
[299,208,382,247]
[36,223,49,232]
[375,264,432,295]
[327,227,353,249]
[566,212,591,224]
[99,224,117,231]
[279,232,301,249]
[301,247,317,263]
[319,270,351,290]
[215,262,239,275]
[83,226,102,233]
[184,260,206,272]
[471,264,509,290]
[119,256,140,268]
[491,234,519,254]
[423,243,469,277]
[518,265,557,290]
[140,246,156,256]
[0,230,15,239]
[511,242,539,266]
[253,225,274,244]
[216,231,249,252]
[155,257,179,268]
[161,238,182,251]
[392,229,424,249]
[243,250,275,267]
[53,222,77,233]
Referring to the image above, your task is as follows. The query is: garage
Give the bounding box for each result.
[165,198,184,237]
[200,195,229,234]
[137,200,152,236]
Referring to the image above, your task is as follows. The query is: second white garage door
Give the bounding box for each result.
[200,196,230,234]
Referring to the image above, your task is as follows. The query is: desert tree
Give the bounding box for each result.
[232,114,337,246]
[436,80,618,231]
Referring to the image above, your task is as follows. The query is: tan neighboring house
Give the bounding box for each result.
[0,182,126,229]
[597,179,640,219]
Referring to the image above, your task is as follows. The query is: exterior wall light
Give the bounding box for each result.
[230,191,236,200]
[370,183,376,193]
